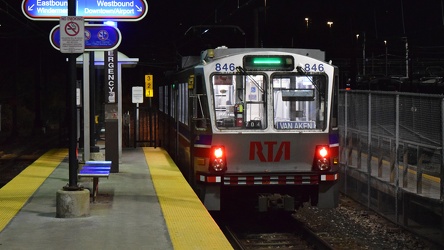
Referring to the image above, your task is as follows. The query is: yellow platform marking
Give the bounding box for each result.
[0,148,67,232]
[143,147,233,250]
[358,153,441,183]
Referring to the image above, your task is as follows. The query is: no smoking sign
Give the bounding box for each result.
[60,16,85,54]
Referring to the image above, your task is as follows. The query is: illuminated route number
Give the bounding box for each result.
[215,63,236,72]
[304,63,324,72]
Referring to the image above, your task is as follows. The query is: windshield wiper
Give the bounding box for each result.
[236,66,264,93]
[296,65,321,94]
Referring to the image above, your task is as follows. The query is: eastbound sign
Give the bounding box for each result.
[22,0,148,21]
[50,24,121,51]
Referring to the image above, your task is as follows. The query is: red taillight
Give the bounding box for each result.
[209,146,227,172]
[214,147,223,158]
[319,147,328,158]
[313,145,330,171]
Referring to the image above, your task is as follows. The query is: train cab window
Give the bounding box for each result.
[272,74,328,130]
[212,74,266,129]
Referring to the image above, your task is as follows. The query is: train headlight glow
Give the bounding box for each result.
[211,158,225,172]
[317,158,330,171]
[209,146,227,172]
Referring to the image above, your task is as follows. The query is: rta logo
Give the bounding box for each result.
[249,141,290,162]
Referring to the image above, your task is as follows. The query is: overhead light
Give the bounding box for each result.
[104,21,117,27]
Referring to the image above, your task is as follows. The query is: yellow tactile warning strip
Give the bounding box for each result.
[143,147,233,250]
[0,148,67,232]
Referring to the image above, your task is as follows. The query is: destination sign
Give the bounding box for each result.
[50,24,122,51]
[276,121,316,130]
[22,0,148,21]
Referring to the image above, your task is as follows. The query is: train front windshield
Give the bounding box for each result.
[212,73,328,130]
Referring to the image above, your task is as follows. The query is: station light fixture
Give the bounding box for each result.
[104,21,117,27]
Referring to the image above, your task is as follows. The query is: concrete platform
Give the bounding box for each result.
[0,147,232,249]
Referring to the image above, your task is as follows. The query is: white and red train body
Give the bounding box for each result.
[158,47,339,211]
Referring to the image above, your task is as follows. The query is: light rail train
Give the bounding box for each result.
[158,47,339,212]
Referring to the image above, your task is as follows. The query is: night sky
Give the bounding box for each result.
[2,1,444,64]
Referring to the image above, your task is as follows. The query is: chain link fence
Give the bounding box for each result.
[338,90,444,239]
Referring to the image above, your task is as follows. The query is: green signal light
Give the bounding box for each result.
[253,58,282,65]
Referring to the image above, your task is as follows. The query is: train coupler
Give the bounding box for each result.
[258,193,294,212]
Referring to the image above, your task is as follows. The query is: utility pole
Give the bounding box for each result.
[363,32,366,76]
[384,40,388,76]
[403,37,409,78]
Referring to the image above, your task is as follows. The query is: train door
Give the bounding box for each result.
[189,74,212,193]
[168,82,178,159]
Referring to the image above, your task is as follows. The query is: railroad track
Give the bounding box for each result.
[216,211,332,250]
[225,226,330,249]
[0,133,63,188]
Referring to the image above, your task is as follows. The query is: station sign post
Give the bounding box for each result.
[22,0,147,208]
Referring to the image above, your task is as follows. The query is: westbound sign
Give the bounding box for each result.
[50,24,122,51]
[22,0,148,21]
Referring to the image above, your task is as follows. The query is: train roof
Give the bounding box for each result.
[181,47,326,69]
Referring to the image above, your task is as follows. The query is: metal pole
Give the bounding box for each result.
[83,53,90,162]
[136,103,139,146]
[385,41,388,76]
[405,37,409,78]
[67,0,79,189]
[367,93,372,209]
[149,98,153,146]
[90,51,98,152]
[118,62,122,159]
[441,98,444,230]
[363,32,366,76]
[344,92,348,195]
[395,94,400,223]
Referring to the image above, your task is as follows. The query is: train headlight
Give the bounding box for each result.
[209,146,227,172]
[312,145,331,171]
[317,158,330,171]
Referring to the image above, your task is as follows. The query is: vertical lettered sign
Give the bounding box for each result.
[105,50,118,103]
